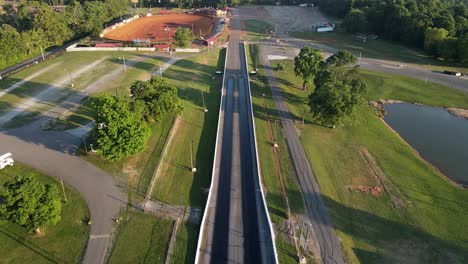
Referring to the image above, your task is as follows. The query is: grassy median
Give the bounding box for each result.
[270,58,468,263]
[150,48,225,207]
[0,163,89,264]
[246,44,304,263]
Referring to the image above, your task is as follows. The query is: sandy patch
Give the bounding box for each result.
[446,107,468,119]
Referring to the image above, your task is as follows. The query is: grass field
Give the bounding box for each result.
[108,211,173,264]
[0,51,167,128]
[150,48,225,207]
[290,30,468,73]
[246,44,304,263]
[243,19,274,41]
[269,58,468,263]
[0,163,89,264]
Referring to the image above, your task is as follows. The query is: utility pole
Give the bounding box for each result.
[60,177,67,203]
[159,64,162,76]
[123,55,127,71]
[82,135,88,153]
[358,52,362,65]
[302,107,305,125]
[202,90,208,112]
[40,46,45,62]
[425,65,430,84]
[190,140,197,172]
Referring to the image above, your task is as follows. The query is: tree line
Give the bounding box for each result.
[0,0,129,69]
[318,0,468,65]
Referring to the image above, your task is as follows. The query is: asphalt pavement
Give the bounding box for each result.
[196,15,276,264]
[0,118,127,264]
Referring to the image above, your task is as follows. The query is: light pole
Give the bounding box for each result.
[165,26,170,44]
[65,68,74,87]
[201,90,208,112]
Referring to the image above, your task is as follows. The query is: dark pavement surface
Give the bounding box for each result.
[0,117,127,264]
[196,14,276,264]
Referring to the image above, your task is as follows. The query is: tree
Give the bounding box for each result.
[174,27,193,48]
[0,175,61,233]
[325,50,357,67]
[274,62,286,72]
[343,8,368,33]
[424,27,449,56]
[294,46,323,90]
[130,76,183,121]
[92,95,150,161]
[458,33,468,65]
[309,66,367,126]
[33,5,71,46]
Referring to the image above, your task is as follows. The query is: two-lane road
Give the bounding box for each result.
[196,15,277,264]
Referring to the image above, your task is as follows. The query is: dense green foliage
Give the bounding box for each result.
[318,0,468,64]
[294,46,323,89]
[131,76,183,121]
[93,95,151,161]
[0,175,62,232]
[173,27,194,47]
[0,0,128,69]
[93,77,183,161]
[309,51,367,126]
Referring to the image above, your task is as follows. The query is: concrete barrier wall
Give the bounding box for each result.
[242,42,279,263]
[194,46,228,264]
[67,47,157,52]
[175,48,201,52]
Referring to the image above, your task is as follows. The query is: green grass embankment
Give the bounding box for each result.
[247,44,304,263]
[270,58,468,263]
[0,163,89,264]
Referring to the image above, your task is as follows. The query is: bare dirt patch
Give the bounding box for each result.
[104,14,214,42]
[357,146,408,209]
[446,107,468,119]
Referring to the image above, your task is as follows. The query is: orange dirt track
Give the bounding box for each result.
[104,14,214,42]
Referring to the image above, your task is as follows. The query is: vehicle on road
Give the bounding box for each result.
[0,152,14,169]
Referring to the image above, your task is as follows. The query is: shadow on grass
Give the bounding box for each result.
[321,195,468,263]
[0,226,68,263]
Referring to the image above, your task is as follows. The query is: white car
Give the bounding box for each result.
[0,153,14,170]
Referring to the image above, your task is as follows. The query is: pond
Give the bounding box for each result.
[384,103,468,186]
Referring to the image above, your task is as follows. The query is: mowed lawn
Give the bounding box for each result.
[108,211,173,264]
[151,48,225,207]
[0,163,89,264]
[0,51,167,128]
[270,58,468,263]
[290,30,468,73]
[247,45,304,263]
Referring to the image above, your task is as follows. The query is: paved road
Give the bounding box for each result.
[255,36,468,92]
[196,14,276,264]
[0,118,127,264]
[260,49,346,264]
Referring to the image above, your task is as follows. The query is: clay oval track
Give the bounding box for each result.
[104,14,214,42]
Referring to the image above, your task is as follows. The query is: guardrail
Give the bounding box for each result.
[194,45,228,264]
[242,42,279,264]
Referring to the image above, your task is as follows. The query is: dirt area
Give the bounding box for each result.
[358,146,408,210]
[446,107,468,119]
[104,14,214,42]
[238,6,329,35]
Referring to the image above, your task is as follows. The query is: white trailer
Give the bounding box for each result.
[0,152,14,170]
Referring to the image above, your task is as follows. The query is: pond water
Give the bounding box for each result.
[384,103,468,186]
